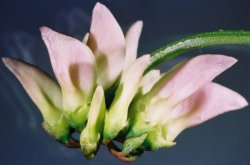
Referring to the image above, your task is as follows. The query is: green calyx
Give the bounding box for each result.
[126,96,152,138]
[141,127,176,151]
[122,134,147,154]
[126,114,151,138]
[64,104,90,132]
[42,120,69,144]
[42,119,80,148]
[103,85,128,144]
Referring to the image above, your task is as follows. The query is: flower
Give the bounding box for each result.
[122,55,248,155]
[2,2,248,162]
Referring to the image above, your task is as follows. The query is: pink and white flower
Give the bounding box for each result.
[2,2,248,161]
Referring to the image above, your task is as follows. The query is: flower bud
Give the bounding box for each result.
[103,55,150,143]
[80,86,106,159]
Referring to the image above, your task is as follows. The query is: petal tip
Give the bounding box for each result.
[197,54,238,72]
[214,54,238,67]
[143,54,150,59]
[237,95,248,109]
[40,26,51,34]
[93,2,107,12]
[40,26,53,40]
[140,54,151,66]
[96,85,104,96]
[154,69,160,75]
[128,20,143,36]
[2,57,15,70]
[2,57,8,65]
[135,20,143,27]
[2,57,25,79]
[224,55,238,66]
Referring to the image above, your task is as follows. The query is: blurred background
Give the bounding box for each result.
[0,0,250,165]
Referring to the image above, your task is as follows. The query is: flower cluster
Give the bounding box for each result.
[2,3,248,162]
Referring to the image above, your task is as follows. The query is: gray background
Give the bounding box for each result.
[0,0,250,165]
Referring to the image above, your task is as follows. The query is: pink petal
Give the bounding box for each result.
[40,27,96,110]
[181,82,247,127]
[2,57,62,125]
[87,3,126,89]
[141,69,161,94]
[149,54,237,106]
[124,21,143,68]
[164,82,248,141]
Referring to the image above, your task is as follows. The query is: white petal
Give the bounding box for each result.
[82,32,89,44]
[141,69,160,94]
[124,21,143,68]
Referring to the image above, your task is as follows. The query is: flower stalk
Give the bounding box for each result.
[146,30,250,73]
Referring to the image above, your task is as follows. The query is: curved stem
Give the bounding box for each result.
[145,30,250,73]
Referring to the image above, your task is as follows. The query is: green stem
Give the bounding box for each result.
[145,30,250,73]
